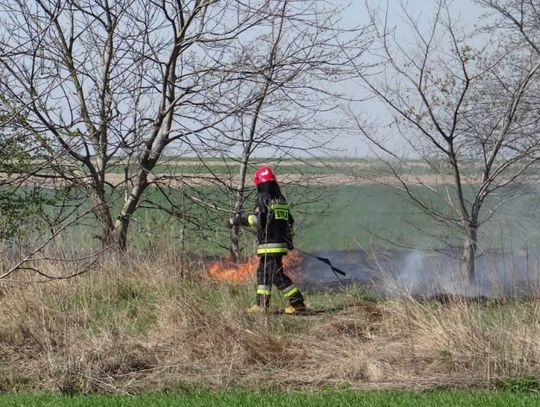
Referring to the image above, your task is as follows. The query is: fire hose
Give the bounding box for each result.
[295,249,347,278]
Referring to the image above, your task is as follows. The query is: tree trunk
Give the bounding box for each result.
[110,215,130,252]
[229,147,251,262]
[461,220,478,284]
[109,171,150,253]
[90,165,151,253]
[229,225,241,262]
[229,190,245,262]
[89,189,116,250]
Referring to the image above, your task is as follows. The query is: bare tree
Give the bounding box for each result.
[350,0,540,282]
[0,98,108,279]
[213,0,370,261]
[0,0,286,252]
[216,0,363,260]
[475,0,540,55]
[116,0,372,261]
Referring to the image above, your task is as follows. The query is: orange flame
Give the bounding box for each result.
[207,250,304,282]
[207,256,258,282]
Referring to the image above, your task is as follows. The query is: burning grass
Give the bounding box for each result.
[206,250,304,283]
[1,255,540,394]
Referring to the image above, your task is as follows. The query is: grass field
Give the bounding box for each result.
[1,260,540,395]
[30,182,540,257]
[2,389,540,406]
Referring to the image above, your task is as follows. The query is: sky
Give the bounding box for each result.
[330,0,488,157]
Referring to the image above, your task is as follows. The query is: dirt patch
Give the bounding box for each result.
[1,165,529,187]
[43,172,480,187]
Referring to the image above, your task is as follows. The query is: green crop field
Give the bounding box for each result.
[5,157,540,256]
[6,180,540,256]
[111,183,540,254]
[2,390,540,406]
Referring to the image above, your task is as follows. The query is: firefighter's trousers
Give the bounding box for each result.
[255,254,304,308]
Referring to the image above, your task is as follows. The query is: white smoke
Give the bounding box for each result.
[298,248,540,299]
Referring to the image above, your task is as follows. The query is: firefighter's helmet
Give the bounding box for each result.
[253,166,276,185]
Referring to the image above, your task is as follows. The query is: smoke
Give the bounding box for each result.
[294,248,540,299]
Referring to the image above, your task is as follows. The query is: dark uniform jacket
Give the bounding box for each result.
[241,182,294,256]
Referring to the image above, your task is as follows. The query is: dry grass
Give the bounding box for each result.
[1,256,540,394]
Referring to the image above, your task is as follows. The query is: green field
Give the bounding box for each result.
[2,390,539,406]
[8,181,540,256]
[6,154,540,256]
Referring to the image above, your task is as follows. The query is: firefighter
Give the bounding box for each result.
[230,166,306,314]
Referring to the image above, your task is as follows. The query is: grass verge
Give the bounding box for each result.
[1,254,540,394]
[1,390,540,407]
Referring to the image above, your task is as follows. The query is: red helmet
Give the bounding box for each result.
[253,166,276,185]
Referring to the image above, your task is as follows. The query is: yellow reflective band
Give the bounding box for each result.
[257,289,271,295]
[247,214,257,226]
[270,204,289,210]
[257,247,288,254]
[283,287,299,298]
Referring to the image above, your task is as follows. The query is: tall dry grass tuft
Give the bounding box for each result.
[366,297,540,388]
[1,254,540,393]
